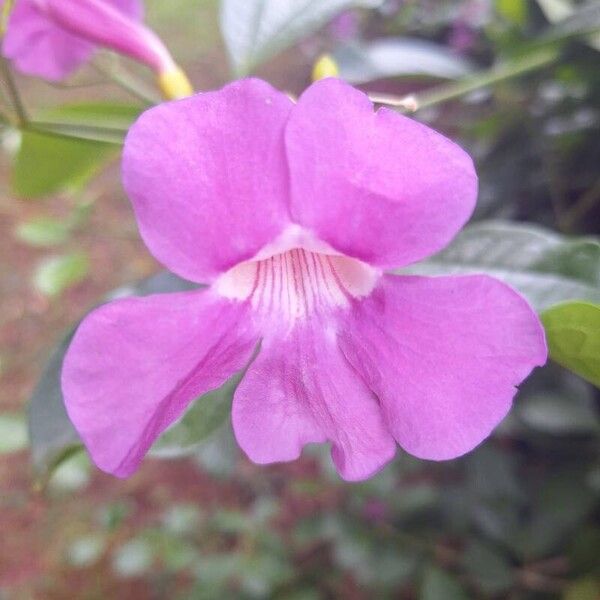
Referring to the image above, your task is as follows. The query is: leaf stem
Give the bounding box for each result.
[26,121,127,145]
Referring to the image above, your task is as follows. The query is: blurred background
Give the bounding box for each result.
[1,0,599,598]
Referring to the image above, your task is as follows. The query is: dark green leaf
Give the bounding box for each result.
[220,0,382,76]
[563,577,600,600]
[542,301,600,388]
[463,540,514,594]
[569,528,600,575]
[402,221,600,311]
[334,38,473,84]
[13,103,140,198]
[421,565,469,600]
[517,469,596,559]
[28,331,81,475]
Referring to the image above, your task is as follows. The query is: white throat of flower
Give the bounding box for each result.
[214,226,379,323]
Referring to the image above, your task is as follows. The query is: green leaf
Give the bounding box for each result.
[542,302,600,388]
[563,578,600,600]
[13,103,140,198]
[421,565,469,600]
[220,0,383,76]
[150,372,243,458]
[34,252,89,297]
[463,540,514,595]
[517,392,600,434]
[28,331,81,476]
[516,469,596,559]
[15,217,70,247]
[542,2,600,49]
[536,0,573,22]
[402,221,600,311]
[334,38,473,84]
[0,413,28,453]
[496,0,528,26]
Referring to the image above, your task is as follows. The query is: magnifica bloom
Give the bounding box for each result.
[2,0,191,97]
[62,78,547,481]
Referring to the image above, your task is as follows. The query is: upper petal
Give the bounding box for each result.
[122,79,294,283]
[3,0,142,81]
[285,78,478,269]
[339,274,547,460]
[62,289,258,477]
[232,323,396,481]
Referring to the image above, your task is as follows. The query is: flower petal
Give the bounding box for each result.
[3,0,142,81]
[339,275,547,460]
[232,324,396,481]
[44,0,171,74]
[285,78,477,269]
[122,79,294,283]
[62,290,258,477]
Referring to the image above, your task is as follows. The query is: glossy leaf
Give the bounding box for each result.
[334,38,473,84]
[402,221,600,311]
[542,301,600,388]
[220,0,382,76]
[13,103,140,198]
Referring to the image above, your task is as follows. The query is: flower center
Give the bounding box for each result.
[214,248,378,322]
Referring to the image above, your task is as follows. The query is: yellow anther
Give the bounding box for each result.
[311,54,339,82]
[158,66,194,100]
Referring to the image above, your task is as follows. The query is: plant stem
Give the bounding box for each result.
[92,59,160,105]
[0,56,28,125]
[0,0,14,36]
[373,47,559,114]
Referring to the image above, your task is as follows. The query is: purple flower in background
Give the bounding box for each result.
[328,10,359,41]
[61,78,546,481]
[2,0,190,95]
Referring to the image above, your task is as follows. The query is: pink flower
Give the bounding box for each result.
[61,78,547,482]
[2,0,190,96]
